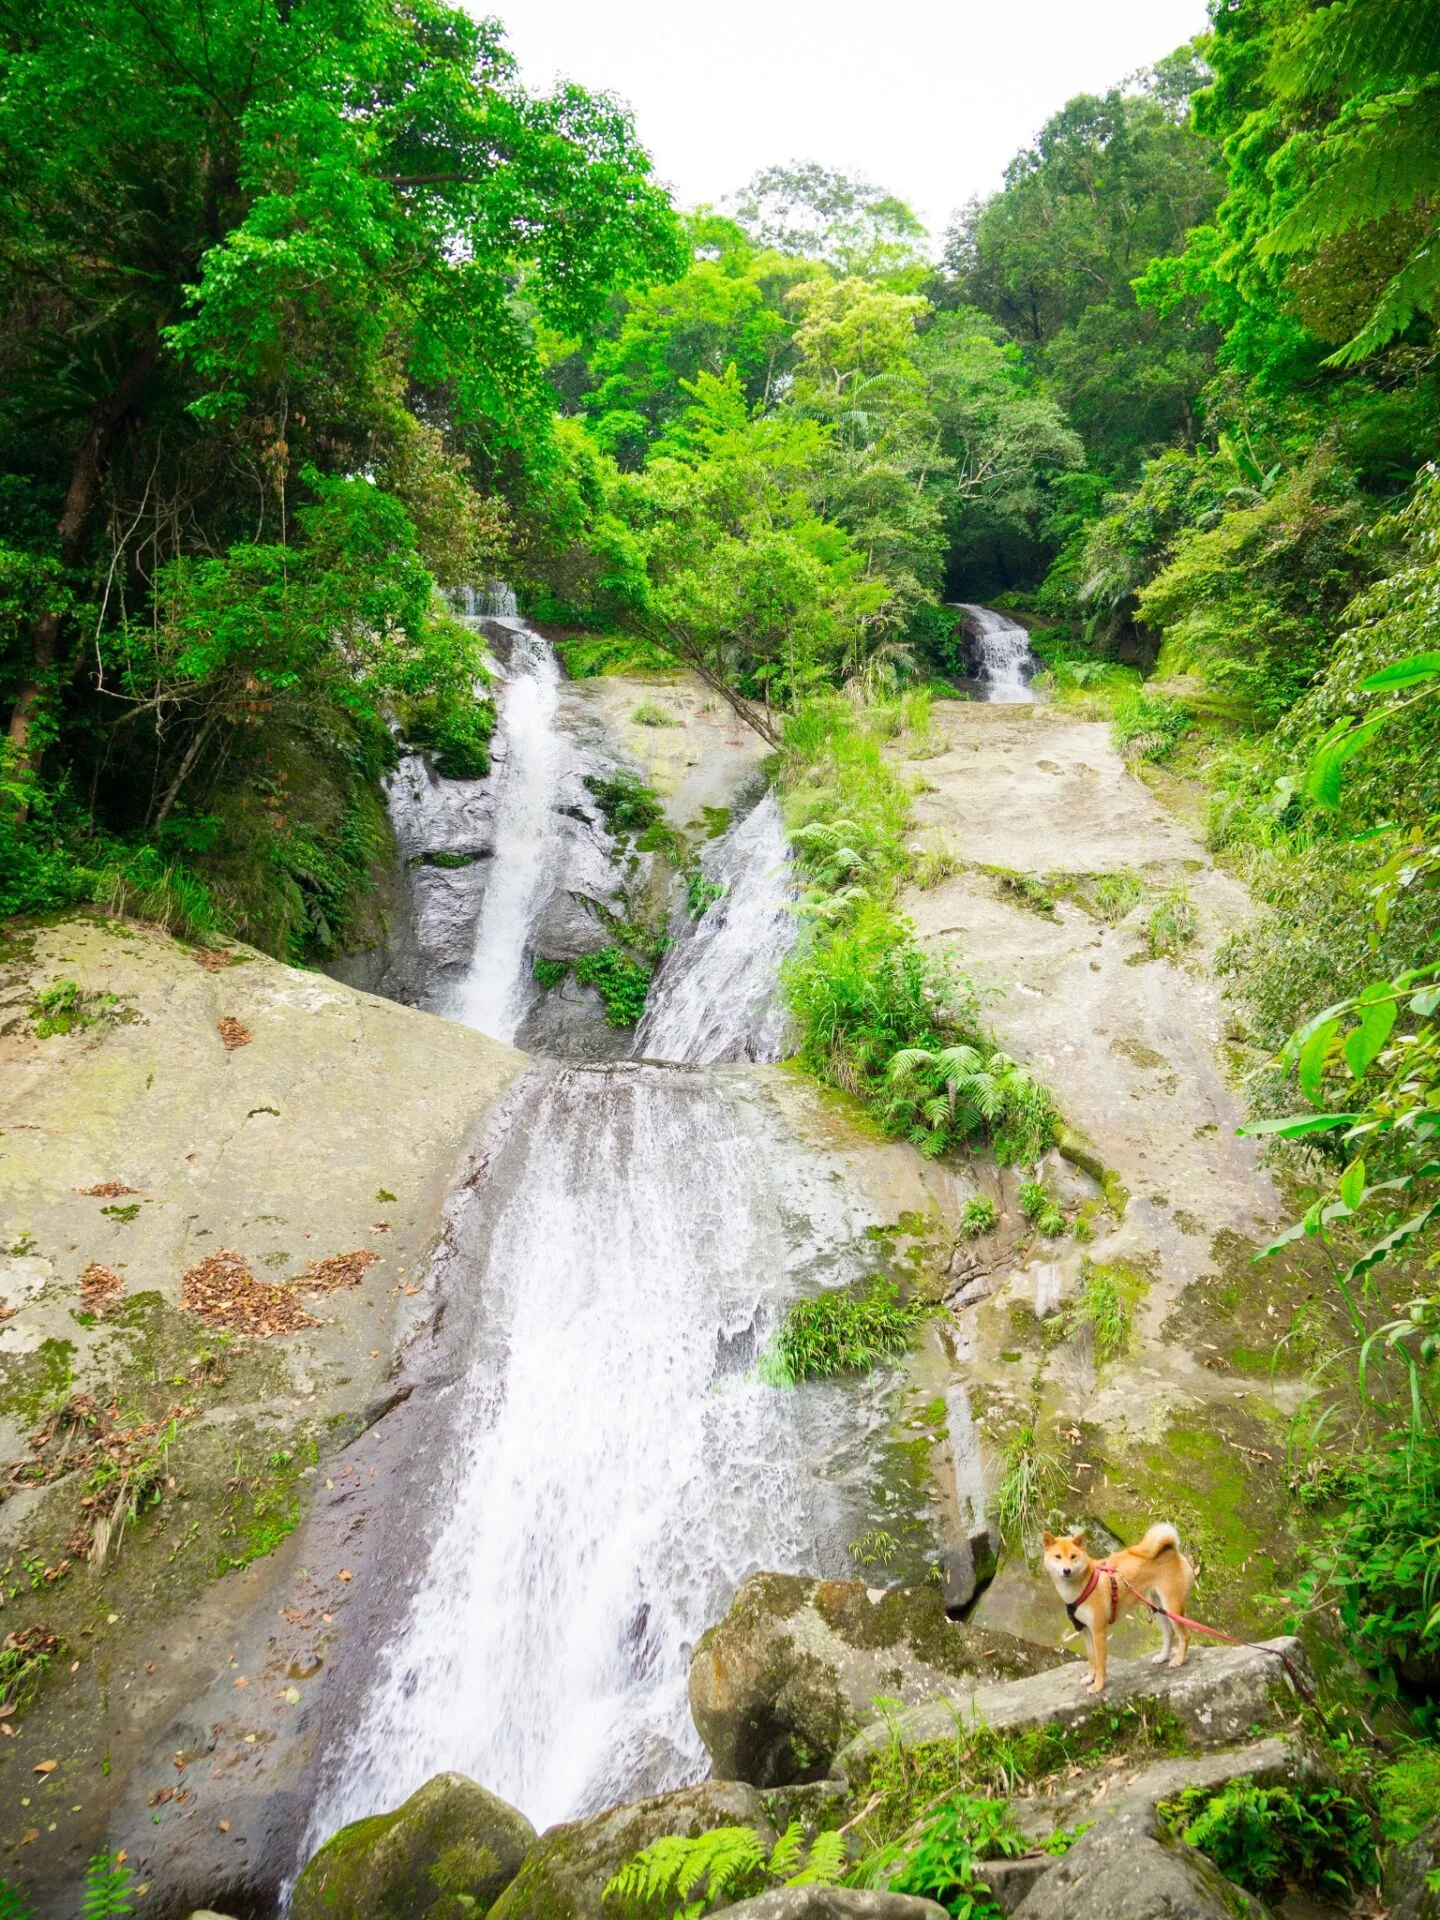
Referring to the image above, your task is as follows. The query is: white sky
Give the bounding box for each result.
[492,0,1211,243]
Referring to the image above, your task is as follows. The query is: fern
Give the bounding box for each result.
[0,1882,33,1920]
[604,1821,844,1920]
[81,1854,133,1920]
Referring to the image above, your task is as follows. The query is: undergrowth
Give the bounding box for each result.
[1158,1779,1377,1902]
[764,1276,927,1384]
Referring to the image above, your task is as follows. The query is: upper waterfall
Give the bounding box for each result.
[957,603,1037,704]
[447,623,564,1043]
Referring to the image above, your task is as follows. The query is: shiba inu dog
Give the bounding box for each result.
[1042,1522,1195,1694]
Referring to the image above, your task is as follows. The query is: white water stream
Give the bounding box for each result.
[637,794,795,1064]
[311,1063,866,1837]
[302,622,874,1863]
[447,624,563,1043]
[957,603,1037,703]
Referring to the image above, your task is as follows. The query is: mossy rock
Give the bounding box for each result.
[688,1573,1063,1786]
[488,1781,774,1920]
[292,1772,536,1920]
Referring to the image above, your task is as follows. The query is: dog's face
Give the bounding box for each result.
[1042,1529,1088,1584]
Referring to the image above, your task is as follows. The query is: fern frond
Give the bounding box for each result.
[790,1831,847,1887]
[767,1822,808,1880]
[604,1827,768,1918]
[887,1047,935,1079]
[1264,90,1440,255]
[81,1855,133,1920]
[1326,227,1440,364]
[0,1881,34,1920]
[1271,0,1440,99]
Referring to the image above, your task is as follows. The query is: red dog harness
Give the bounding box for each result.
[1066,1560,1118,1629]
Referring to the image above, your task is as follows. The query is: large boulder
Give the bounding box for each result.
[1008,1798,1270,1920]
[291,1772,536,1920]
[487,1780,774,1920]
[688,1574,1063,1787]
[719,1892,947,1920]
[1387,1816,1440,1920]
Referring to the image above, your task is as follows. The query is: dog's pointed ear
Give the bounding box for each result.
[1072,1527,1086,1545]
[1041,1531,1055,1548]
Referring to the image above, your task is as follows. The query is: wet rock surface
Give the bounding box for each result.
[291,1771,536,1920]
[839,1638,1312,1768]
[488,1781,774,1920]
[688,1573,1062,1786]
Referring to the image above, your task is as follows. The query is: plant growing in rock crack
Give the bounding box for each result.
[1059,1260,1142,1363]
[29,980,118,1038]
[1145,884,1197,958]
[763,1276,927,1383]
[604,1822,844,1920]
[1017,1182,1066,1238]
[957,1195,998,1238]
[685,871,726,918]
[887,1047,1057,1165]
[80,1852,134,1920]
[993,1419,1062,1543]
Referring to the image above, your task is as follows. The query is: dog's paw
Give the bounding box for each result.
[1168,1651,1187,1667]
[1152,1650,1171,1666]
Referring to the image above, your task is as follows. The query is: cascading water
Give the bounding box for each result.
[304,1062,872,1842]
[299,606,906,1879]
[636,793,795,1064]
[447,623,564,1043]
[957,603,1037,704]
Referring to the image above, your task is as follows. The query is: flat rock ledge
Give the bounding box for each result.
[837,1637,1312,1772]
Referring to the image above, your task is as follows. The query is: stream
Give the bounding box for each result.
[301,622,903,1854]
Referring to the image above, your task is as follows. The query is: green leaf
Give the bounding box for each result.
[1339,1159,1366,1210]
[1298,1018,1340,1102]
[1357,652,1440,691]
[1343,984,1397,1080]
[1304,716,1390,810]
[1237,1113,1361,1138]
[1411,987,1440,1016]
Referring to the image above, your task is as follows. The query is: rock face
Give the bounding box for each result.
[1008,1799,1269,1920]
[839,1638,1313,1771]
[688,1574,1063,1787]
[488,1781,773,1920]
[1387,1816,1440,1920]
[291,1773,536,1920]
[721,1892,948,1920]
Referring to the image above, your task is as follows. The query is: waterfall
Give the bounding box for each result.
[636,794,796,1064]
[305,1062,872,1841]
[447,624,564,1043]
[957,603,1037,704]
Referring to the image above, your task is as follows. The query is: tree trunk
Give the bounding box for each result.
[664,637,782,749]
[6,326,163,790]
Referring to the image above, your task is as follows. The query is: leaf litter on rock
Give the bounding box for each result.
[181,1250,318,1336]
[76,1182,140,1198]
[80,1262,124,1315]
[216,1016,252,1049]
[299,1248,378,1293]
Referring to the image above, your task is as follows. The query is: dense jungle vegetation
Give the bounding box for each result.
[2,0,1438,1733]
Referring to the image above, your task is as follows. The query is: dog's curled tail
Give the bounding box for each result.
[1133,1522,1180,1559]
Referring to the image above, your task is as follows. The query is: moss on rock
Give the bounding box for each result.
[292,1772,536,1920]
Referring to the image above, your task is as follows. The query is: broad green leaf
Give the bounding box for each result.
[1339,1159,1366,1209]
[1343,984,1397,1080]
[1346,1199,1440,1283]
[1298,1018,1340,1102]
[1304,716,1390,810]
[1237,1113,1360,1138]
[1357,652,1440,690]
[1411,987,1440,1016]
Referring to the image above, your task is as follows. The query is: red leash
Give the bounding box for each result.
[1102,1565,1320,1712]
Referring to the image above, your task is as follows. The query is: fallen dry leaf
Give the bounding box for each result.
[76,1182,140,1198]
[19,1829,37,1846]
[193,947,238,973]
[34,1759,56,1774]
[233,1676,248,1688]
[299,1249,378,1294]
[79,1262,124,1315]
[218,1819,229,1832]
[337,1569,352,1582]
[180,1249,319,1338]
[217,1016,252,1050]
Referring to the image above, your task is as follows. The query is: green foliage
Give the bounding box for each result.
[766,1276,925,1385]
[584,770,667,841]
[28,979,115,1037]
[0,1634,59,1713]
[1146,884,1198,959]
[1159,1780,1377,1901]
[81,1853,134,1920]
[1111,689,1192,765]
[958,1195,999,1239]
[685,872,725,918]
[0,1881,32,1920]
[573,946,654,1028]
[881,1794,1027,1920]
[603,1821,844,1920]
[1060,1259,1144,1363]
[1017,1182,1066,1239]
[1378,1746,1440,1846]
[993,1423,1061,1540]
[533,958,569,990]
[631,700,676,727]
